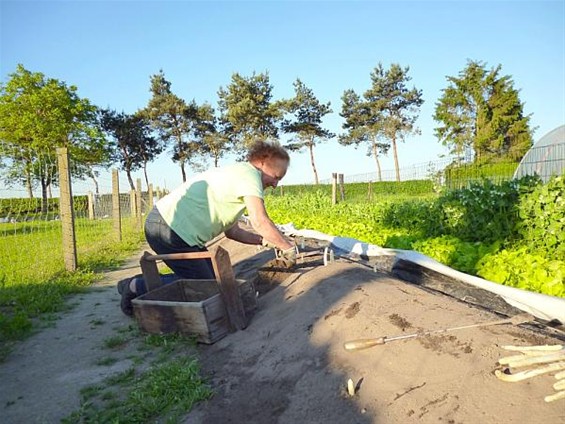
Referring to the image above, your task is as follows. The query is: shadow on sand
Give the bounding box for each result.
[185,242,381,424]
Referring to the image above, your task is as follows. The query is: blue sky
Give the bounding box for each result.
[1,0,564,192]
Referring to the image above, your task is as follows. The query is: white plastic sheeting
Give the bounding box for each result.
[278,224,565,324]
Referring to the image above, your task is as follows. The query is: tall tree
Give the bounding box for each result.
[340,89,388,180]
[73,142,114,195]
[281,79,334,184]
[100,109,162,190]
[193,103,230,168]
[217,71,283,155]
[434,60,533,162]
[340,63,423,182]
[0,64,106,211]
[142,70,197,182]
[0,145,36,198]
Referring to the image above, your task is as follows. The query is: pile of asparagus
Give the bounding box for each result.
[495,344,565,402]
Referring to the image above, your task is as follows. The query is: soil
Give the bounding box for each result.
[188,238,565,424]
[1,238,564,424]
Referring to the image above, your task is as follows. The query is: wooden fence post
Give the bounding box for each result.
[130,190,136,218]
[136,178,142,231]
[148,183,154,210]
[87,191,95,220]
[56,147,77,272]
[331,173,338,205]
[338,173,345,201]
[112,169,122,242]
[279,185,284,196]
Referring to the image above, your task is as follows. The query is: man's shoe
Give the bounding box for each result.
[117,278,129,295]
[117,277,137,317]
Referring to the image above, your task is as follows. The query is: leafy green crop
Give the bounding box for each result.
[516,175,565,260]
[477,247,565,297]
[412,236,499,275]
[266,175,563,298]
[434,177,538,243]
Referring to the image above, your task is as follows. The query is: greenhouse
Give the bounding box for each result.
[514,124,565,182]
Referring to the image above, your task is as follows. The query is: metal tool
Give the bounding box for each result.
[343,313,535,351]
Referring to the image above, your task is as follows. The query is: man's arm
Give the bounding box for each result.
[236,195,293,250]
[224,221,262,245]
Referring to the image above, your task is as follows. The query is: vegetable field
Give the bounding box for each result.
[266,175,565,298]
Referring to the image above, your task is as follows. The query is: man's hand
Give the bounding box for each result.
[275,246,297,268]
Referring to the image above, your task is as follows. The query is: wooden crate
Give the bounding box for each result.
[132,278,257,344]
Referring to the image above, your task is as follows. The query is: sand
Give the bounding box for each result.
[188,238,565,424]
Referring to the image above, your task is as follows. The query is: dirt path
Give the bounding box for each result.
[0,251,146,423]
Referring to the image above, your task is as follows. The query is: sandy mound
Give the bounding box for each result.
[187,238,565,424]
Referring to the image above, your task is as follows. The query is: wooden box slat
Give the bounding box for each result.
[132,278,256,344]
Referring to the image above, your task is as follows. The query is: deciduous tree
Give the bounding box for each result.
[0,64,106,211]
[100,109,162,190]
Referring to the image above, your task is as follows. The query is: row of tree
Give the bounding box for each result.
[0,60,534,211]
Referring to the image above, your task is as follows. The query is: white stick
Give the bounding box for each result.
[498,351,558,364]
[521,349,564,356]
[506,352,565,368]
[556,370,565,380]
[495,362,565,382]
[502,344,563,352]
[554,379,565,391]
[347,379,355,396]
[544,390,565,403]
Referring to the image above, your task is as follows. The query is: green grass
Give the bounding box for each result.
[0,217,143,285]
[96,356,119,366]
[89,318,105,327]
[104,367,136,386]
[103,335,130,350]
[64,329,210,424]
[0,213,213,422]
[0,216,145,358]
[64,357,212,424]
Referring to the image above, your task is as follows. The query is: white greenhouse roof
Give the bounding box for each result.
[513,125,565,182]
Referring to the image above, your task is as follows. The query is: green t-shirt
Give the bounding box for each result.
[156,162,263,247]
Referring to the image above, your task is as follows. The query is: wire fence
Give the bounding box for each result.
[0,145,162,287]
[318,142,564,189]
[1,140,563,285]
[275,142,564,203]
[318,157,518,187]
